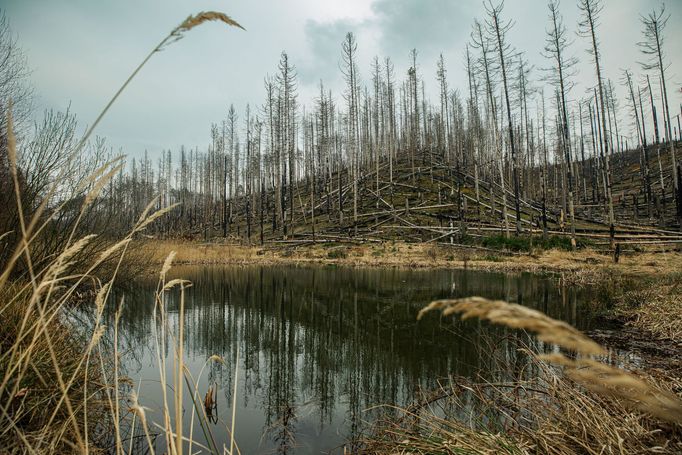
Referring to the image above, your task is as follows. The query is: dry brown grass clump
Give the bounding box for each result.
[0,285,111,453]
[420,297,682,422]
[363,297,682,454]
[363,361,682,454]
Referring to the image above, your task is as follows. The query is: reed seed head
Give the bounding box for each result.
[419,297,606,356]
[177,11,245,33]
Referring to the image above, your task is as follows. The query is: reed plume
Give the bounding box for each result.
[418,296,605,356]
[177,12,245,34]
[543,353,682,423]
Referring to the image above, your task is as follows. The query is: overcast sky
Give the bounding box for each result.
[3,0,681,159]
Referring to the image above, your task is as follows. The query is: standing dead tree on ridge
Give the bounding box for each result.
[276,52,298,239]
[408,48,420,182]
[436,54,450,165]
[543,0,577,249]
[638,4,680,226]
[471,19,510,236]
[227,104,238,236]
[578,0,615,249]
[341,32,361,235]
[485,0,522,235]
[623,69,653,220]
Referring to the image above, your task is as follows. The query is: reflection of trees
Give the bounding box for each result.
[111,266,587,450]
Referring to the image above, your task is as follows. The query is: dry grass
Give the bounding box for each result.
[420,297,682,422]
[139,239,682,278]
[0,192,198,453]
[0,285,111,453]
[177,12,244,33]
[141,239,264,266]
[614,273,682,342]
[364,356,682,454]
[362,297,682,454]
[1,10,243,454]
[1,174,239,455]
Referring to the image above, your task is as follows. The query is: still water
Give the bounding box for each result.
[113,265,589,454]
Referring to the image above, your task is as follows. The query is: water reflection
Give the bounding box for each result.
[112,265,587,454]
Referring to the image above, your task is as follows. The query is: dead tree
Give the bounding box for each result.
[578,0,615,249]
[544,0,577,248]
[276,52,297,239]
[341,32,361,235]
[639,5,679,225]
[485,0,522,235]
[624,69,652,219]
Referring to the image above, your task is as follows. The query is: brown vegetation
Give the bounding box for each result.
[612,273,682,342]
[0,284,111,453]
[139,238,682,276]
[362,297,682,454]
[0,9,243,454]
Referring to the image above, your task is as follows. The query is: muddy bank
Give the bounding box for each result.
[589,327,682,382]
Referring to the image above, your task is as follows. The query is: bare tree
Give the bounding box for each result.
[0,10,32,134]
[341,32,361,235]
[624,69,652,219]
[485,0,522,235]
[436,54,450,163]
[384,57,396,188]
[639,4,678,223]
[544,0,577,248]
[578,0,615,249]
[276,52,297,239]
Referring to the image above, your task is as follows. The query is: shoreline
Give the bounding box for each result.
[138,238,682,280]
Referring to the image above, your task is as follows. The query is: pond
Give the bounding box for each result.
[112,265,591,454]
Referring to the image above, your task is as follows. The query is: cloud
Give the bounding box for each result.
[299,18,359,87]
[300,0,480,104]
[3,0,681,157]
[371,0,476,63]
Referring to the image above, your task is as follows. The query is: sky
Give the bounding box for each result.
[2,0,682,159]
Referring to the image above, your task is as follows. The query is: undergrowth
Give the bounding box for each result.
[481,234,589,252]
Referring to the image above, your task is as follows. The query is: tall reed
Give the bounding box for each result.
[1,10,243,454]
